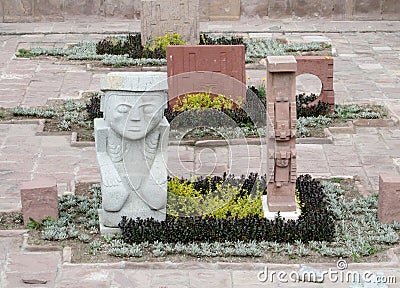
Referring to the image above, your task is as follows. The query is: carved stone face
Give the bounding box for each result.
[107,92,165,140]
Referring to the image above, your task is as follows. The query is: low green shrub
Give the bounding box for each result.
[144,32,185,59]
[199,34,244,45]
[15,48,35,58]
[42,184,101,241]
[296,115,331,138]
[119,174,335,244]
[296,93,330,118]
[167,173,264,218]
[11,106,58,118]
[19,34,329,66]
[332,104,387,120]
[96,32,184,60]
[172,92,238,112]
[86,93,103,121]
[321,181,399,259]
[244,39,326,62]
[96,34,143,59]
[101,55,167,66]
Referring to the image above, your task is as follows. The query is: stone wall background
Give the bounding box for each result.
[0,0,398,22]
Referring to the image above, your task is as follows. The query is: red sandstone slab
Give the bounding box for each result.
[20,177,58,225]
[266,56,297,213]
[166,45,246,108]
[295,56,335,109]
[378,174,400,224]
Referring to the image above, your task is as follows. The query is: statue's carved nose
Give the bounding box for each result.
[130,106,141,121]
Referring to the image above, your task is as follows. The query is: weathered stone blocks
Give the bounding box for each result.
[33,0,63,21]
[240,0,268,18]
[166,45,246,108]
[63,0,102,16]
[20,177,59,225]
[208,0,240,20]
[104,0,141,18]
[2,0,34,22]
[267,0,293,19]
[266,56,297,213]
[141,0,199,45]
[293,0,332,18]
[382,0,400,20]
[1,0,399,22]
[353,0,382,20]
[295,56,334,109]
[378,174,400,224]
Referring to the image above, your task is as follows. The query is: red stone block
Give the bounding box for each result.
[295,56,335,110]
[266,56,297,213]
[378,174,400,224]
[20,177,58,225]
[166,45,246,108]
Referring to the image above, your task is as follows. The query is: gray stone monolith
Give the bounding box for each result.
[95,72,169,228]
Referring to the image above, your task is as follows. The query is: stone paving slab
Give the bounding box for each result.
[0,234,398,287]
[53,262,400,288]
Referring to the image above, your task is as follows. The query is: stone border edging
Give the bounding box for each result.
[328,121,354,134]
[296,128,333,144]
[0,119,42,125]
[0,229,28,237]
[59,256,399,270]
[353,116,399,127]
[86,63,167,72]
[70,132,95,147]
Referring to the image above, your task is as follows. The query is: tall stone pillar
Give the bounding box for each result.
[266,56,297,213]
[141,0,199,45]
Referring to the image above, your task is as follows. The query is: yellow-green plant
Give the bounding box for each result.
[145,31,185,53]
[172,92,239,112]
[167,177,263,218]
[295,188,305,212]
[212,190,263,218]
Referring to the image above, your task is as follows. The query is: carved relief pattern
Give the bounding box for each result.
[141,0,199,45]
[266,56,297,212]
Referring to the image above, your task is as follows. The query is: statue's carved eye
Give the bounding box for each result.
[142,104,156,114]
[116,104,131,113]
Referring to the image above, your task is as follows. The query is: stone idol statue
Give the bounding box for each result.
[95,72,169,228]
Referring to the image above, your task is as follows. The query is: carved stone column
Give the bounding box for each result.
[266,56,297,213]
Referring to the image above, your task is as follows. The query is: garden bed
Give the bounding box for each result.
[15,33,332,68]
[0,94,392,146]
[17,175,400,264]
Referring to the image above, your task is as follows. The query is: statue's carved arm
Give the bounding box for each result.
[95,118,129,212]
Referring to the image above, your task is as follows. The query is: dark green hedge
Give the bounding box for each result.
[119,174,335,244]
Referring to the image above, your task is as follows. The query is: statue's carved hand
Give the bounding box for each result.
[100,164,129,212]
[102,181,129,212]
[140,180,167,210]
[103,175,122,187]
